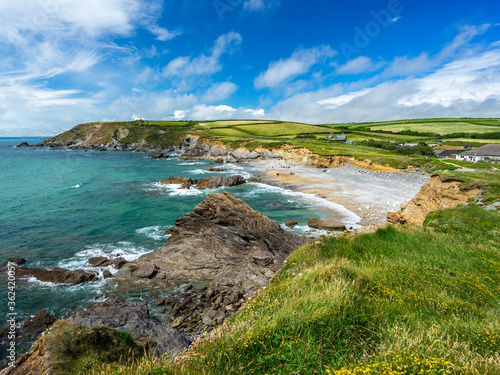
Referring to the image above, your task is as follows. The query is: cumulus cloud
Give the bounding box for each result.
[163,32,242,78]
[255,45,336,89]
[171,104,265,121]
[0,0,184,136]
[268,47,500,124]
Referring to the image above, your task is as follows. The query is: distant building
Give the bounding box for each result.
[327,133,347,142]
[456,144,500,163]
[432,146,464,159]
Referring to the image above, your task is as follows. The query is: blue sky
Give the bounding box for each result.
[1,0,500,136]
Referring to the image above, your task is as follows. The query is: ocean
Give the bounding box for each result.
[0,138,357,330]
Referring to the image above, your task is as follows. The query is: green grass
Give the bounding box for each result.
[368,122,500,135]
[41,321,141,375]
[93,205,500,375]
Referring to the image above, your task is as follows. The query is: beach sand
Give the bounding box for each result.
[254,161,430,228]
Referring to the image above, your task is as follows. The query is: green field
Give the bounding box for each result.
[368,121,500,135]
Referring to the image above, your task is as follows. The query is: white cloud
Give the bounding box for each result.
[145,23,180,41]
[268,48,500,124]
[317,90,371,108]
[382,24,491,78]
[201,82,238,102]
[398,50,500,107]
[173,104,266,121]
[243,0,266,11]
[163,32,242,78]
[243,0,280,12]
[383,53,434,76]
[336,56,385,75]
[255,45,336,89]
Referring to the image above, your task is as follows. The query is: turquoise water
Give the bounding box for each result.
[0,138,335,325]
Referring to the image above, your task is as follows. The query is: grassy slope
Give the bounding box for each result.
[45,120,195,146]
[93,205,500,375]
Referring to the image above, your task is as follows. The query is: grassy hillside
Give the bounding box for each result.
[91,205,500,375]
[45,120,196,146]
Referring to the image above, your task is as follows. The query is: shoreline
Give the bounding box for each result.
[250,160,430,228]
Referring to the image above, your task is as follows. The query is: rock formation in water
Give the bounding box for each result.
[308,218,346,231]
[160,175,246,189]
[15,267,98,284]
[116,192,306,291]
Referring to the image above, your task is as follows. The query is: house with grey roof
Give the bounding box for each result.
[327,133,347,142]
[456,144,500,163]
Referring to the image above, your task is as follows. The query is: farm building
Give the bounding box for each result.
[327,133,347,142]
[432,146,465,159]
[456,144,500,163]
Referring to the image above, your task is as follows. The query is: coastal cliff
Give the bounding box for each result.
[37,120,194,152]
[387,175,481,225]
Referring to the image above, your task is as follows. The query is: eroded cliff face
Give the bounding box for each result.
[181,137,397,171]
[387,175,480,226]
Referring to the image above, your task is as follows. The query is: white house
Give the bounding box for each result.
[456,144,500,163]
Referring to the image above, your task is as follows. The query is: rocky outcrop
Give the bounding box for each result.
[308,218,346,231]
[87,256,127,269]
[285,220,298,228]
[21,311,56,338]
[116,192,306,291]
[16,267,98,284]
[207,166,226,172]
[160,175,246,189]
[1,320,142,375]
[148,153,170,160]
[67,295,192,357]
[386,175,481,226]
[180,137,275,162]
[15,142,34,148]
[158,286,246,337]
[0,311,55,350]
[1,258,27,267]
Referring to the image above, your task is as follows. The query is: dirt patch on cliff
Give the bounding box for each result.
[387,175,481,226]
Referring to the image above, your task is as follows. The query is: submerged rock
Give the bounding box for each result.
[148,153,169,160]
[207,166,226,172]
[118,192,306,291]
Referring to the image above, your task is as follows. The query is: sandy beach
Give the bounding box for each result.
[253,161,430,228]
